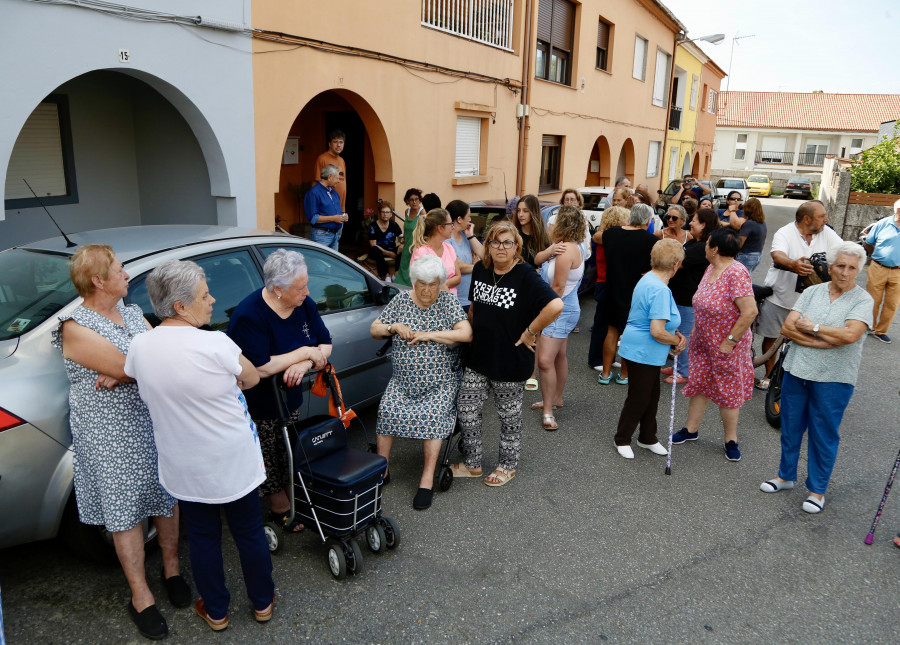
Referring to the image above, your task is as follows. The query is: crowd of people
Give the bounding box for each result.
[52,187,900,639]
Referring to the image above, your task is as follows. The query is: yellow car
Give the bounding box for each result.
[747,174,773,197]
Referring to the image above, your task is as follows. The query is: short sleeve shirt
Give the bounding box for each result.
[764,222,842,309]
[619,273,681,367]
[227,289,332,418]
[865,216,900,267]
[467,262,558,382]
[783,283,873,385]
[447,235,474,306]
[737,219,767,254]
[368,221,402,251]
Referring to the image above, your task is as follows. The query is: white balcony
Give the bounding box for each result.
[421,0,514,52]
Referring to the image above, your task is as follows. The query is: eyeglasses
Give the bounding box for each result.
[440,222,453,228]
[488,239,516,249]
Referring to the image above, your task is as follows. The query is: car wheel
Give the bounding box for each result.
[60,494,159,564]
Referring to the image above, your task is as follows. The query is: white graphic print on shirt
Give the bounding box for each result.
[472,281,518,309]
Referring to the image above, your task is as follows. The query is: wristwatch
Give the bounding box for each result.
[812,323,820,338]
[727,334,737,343]
[387,324,394,335]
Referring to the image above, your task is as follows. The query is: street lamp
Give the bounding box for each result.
[679,33,726,45]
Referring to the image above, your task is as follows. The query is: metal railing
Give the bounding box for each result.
[797,152,828,166]
[668,106,682,131]
[421,0,514,51]
[755,150,793,164]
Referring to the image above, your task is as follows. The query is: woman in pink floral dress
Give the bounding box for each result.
[671,228,758,461]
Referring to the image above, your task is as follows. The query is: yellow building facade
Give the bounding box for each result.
[251,0,689,232]
[660,41,706,185]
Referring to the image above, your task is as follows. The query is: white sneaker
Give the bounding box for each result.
[592,365,603,371]
[637,441,669,455]
[612,361,622,368]
[384,275,393,283]
[615,444,635,459]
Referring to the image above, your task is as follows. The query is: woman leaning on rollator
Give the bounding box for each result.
[759,241,873,514]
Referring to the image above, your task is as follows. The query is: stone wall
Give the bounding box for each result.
[818,156,894,240]
[844,203,894,241]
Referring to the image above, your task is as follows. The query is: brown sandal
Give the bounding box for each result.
[484,466,516,487]
[450,463,482,477]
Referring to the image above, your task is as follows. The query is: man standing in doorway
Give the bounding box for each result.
[304,164,347,251]
[670,174,710,206]
[756,200,842,388]
[315,129,347,212]
[603,175,632,208]
[863,197,900,343]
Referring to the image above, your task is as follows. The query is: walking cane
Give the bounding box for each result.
[665,355,678,476]
[864,447,900,545]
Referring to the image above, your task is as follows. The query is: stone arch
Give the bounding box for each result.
[692,152,701,177]
[616,138,635,183]
[585,135,611,186]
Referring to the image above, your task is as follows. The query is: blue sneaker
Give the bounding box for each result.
[670,427,698,444]
[724,440,741,462]
[873,333,892,344]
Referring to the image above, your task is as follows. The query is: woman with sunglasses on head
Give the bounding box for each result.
[409,209,461,294]
[717,191,745,224]
[655,204,690,244]
[452,222,563,487]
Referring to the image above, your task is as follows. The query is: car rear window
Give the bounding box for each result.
[0,249,77,341]
[723,180,745,188]
[788,177,809,184]
[748,176,768,182]
[581,193,608,210]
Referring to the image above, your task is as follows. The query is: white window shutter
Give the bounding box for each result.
[5,103,67,200]
[455,116,481,177]
[647,141,660,177]
[652,50,669,107]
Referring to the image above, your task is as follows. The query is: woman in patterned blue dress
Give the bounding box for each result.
[370,255,472,510]
[51,245,186,641]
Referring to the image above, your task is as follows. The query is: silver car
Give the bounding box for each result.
[0,225,397,558]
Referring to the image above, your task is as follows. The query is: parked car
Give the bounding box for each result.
[714,178,750,205]
[656,179,715,214]
[0,226,398,559]
[785,176,813,199]
[746,174,773,197]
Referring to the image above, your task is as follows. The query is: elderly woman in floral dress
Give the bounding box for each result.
[370,255,472,510]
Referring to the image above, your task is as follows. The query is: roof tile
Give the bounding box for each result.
[717,92,900,132]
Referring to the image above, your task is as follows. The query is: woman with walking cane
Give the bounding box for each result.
[759,242,872,514]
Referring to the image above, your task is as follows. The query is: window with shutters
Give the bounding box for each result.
[596,17,612,72]
[647,141,661,178]
[5,95,78,208]
[690,74,699,110]
[633,35,648,81]
[707,89,718,114]
[455,116,481,177]
[539,135,562,193]
[651,48,671,107]
[420,0,515,51]
[536,0,575,85]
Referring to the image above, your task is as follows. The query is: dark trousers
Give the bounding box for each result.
[587,281,608,367]
[614,359,661,446]
[180,489,275,620]
[368,245,393,278]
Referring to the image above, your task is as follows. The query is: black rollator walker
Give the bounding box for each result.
[263,364,399,579]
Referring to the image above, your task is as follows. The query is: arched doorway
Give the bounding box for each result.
[681,151,692,177]
[275,89,393,254]
[616,139,635,183]
[585,136,611,186]
[2,69,223,248]
[692,152,701,177]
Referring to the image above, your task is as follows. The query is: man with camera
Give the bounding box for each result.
[670,174,711,206]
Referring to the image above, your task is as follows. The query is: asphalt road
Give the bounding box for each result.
[2,197,898,644]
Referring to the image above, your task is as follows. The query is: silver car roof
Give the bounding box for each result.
[16,225,284,261]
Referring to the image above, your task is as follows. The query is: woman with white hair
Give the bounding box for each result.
[227,249,333,532]
[759,242,873,514]
[370,255,472,510]
[125,260,274,630]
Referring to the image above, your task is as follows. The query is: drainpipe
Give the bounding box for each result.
[515,0,535,196]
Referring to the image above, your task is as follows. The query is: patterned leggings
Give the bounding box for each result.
[255,408,302,497]
[456,368,524,471]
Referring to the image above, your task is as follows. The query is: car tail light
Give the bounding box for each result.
[0,408,25,432]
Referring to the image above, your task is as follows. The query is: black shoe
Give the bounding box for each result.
[412,487,433,510]
[128,602,168,640]
[161,572,192,609]
[671,427,698,444]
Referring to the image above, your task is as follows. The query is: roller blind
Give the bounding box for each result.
[537,0,573,50]
[5,103,67,200]
[597,20,609,49]
[455,116,481,176]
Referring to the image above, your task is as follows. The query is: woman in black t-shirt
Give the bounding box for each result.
[367,201,403,280]
[452,222,562,487]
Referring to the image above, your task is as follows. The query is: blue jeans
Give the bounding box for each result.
[674,305,694,377]
[309,226,341,251]
[778,371,854,494]
[736,251,762,275]
[588,282,608,367]
[179,489,274,620]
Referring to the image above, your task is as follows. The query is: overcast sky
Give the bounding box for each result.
[661,0,900,94]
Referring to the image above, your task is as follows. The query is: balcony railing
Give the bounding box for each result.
[421,0,514,51]
[668,106,682,131]
[755,150,793,164]
[797,152,828,166]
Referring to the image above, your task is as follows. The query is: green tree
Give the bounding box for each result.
[850,124,900,194]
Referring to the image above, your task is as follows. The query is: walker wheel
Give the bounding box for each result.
[366,524,386,553]
[325,539,347,579]
[380,517,400,550]
[346,539,364,575]
[438,466,453,492]
[263,522,281,553]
